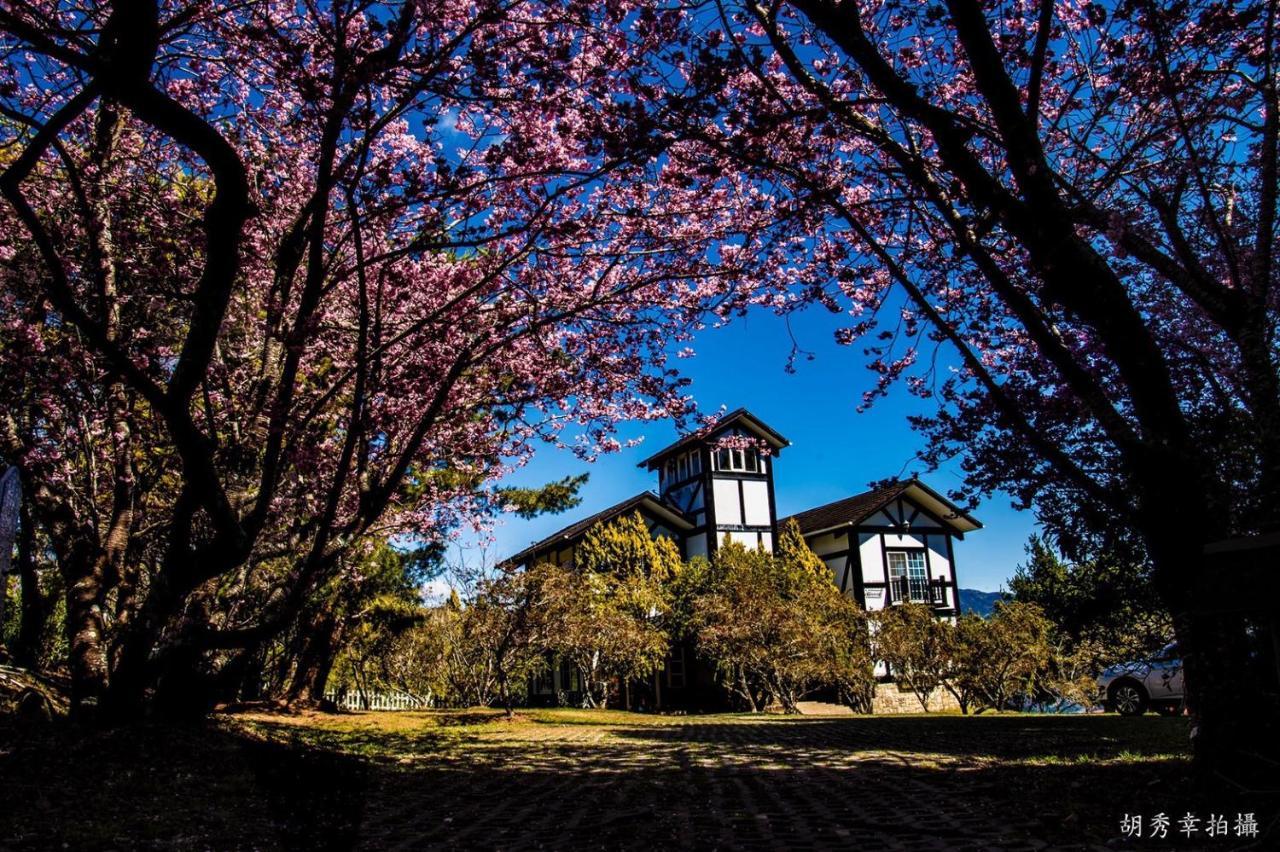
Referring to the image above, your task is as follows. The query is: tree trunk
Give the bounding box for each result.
[12,500,49,670]
[1148,522,1276,786]
[102,570,189,721]
[63,542,110,720]
[736,668,758,712]
[286,612,341,705]
[1172,603,1272,783]
[498,670,514,718]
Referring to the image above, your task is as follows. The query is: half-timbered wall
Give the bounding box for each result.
[702,426,778,555]
[800,493,962,618]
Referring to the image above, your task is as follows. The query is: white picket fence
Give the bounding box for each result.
[324,688,429,711]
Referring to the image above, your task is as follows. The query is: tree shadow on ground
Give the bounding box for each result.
[352,744,1263,851]
[0,718,366,851]
[612,713,1191,761]
[2,713,1275,851]
[241,734,368,850]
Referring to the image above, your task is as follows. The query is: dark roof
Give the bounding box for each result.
[637,408,790,469]
[501,492,691,567]
[780,479,982,536]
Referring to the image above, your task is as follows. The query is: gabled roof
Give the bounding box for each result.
[501,492,692,567]
[637,408,790,470]
[780,478,982,536]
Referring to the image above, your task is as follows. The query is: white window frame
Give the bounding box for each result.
[713,445,764,473]
[887,550,929,603]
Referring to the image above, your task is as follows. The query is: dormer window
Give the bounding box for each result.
[712,447,764,473]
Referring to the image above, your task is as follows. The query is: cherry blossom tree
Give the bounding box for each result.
[500,0,1275,773]
[0,0,743,719]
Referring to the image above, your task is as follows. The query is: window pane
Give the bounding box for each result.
[731,449,743,469]
[745,452,757,472]
[690,453,702,474]
[905,551,928,601]
[906,551,926,577]
[887,551,907,577]
[716,448,730,470]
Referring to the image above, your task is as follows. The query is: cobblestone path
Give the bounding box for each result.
[336,714,1183,852]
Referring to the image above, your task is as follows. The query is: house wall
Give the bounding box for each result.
[742,480,771,525]
[857,533,886,610]
[799,493,962,618]
[712,478,742,525]
[704,431,777,553]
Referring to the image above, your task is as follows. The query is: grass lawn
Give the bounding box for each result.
[0,707,1270,850]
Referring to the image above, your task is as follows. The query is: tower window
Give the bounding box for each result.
[713,447,765,472]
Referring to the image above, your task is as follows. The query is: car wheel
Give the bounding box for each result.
[1110,681,1149,716]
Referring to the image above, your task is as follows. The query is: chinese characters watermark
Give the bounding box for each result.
[1120,812,1259,840]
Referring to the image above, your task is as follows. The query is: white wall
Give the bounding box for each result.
[881,532,926,550]
[823,556,844,587]
[807,531,845,557]
[863,585,887,611]
[742,480,771,525]
[925,534,953,607]
[712,478,741,525]
[858,533,883,586]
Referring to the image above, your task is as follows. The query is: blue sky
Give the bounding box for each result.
[478,305,1038,593]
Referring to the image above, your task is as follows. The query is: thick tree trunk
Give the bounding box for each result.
[1148,522,1277,787]
[64,543,110,719]
[102,563,202,722]
[286,612,341,705]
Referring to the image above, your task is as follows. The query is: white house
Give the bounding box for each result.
[504,408,981,707]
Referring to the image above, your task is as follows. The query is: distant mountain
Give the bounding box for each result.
[958,588,1006,618]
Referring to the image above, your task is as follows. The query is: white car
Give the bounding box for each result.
[1097,643,1185,716]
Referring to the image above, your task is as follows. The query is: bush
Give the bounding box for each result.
[694,522,873,713]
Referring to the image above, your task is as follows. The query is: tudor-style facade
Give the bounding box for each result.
[780,479,981,617]
[503,408,981,707]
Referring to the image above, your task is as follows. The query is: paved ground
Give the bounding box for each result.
[232,709,1221,851]
[4,708,1269,850]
